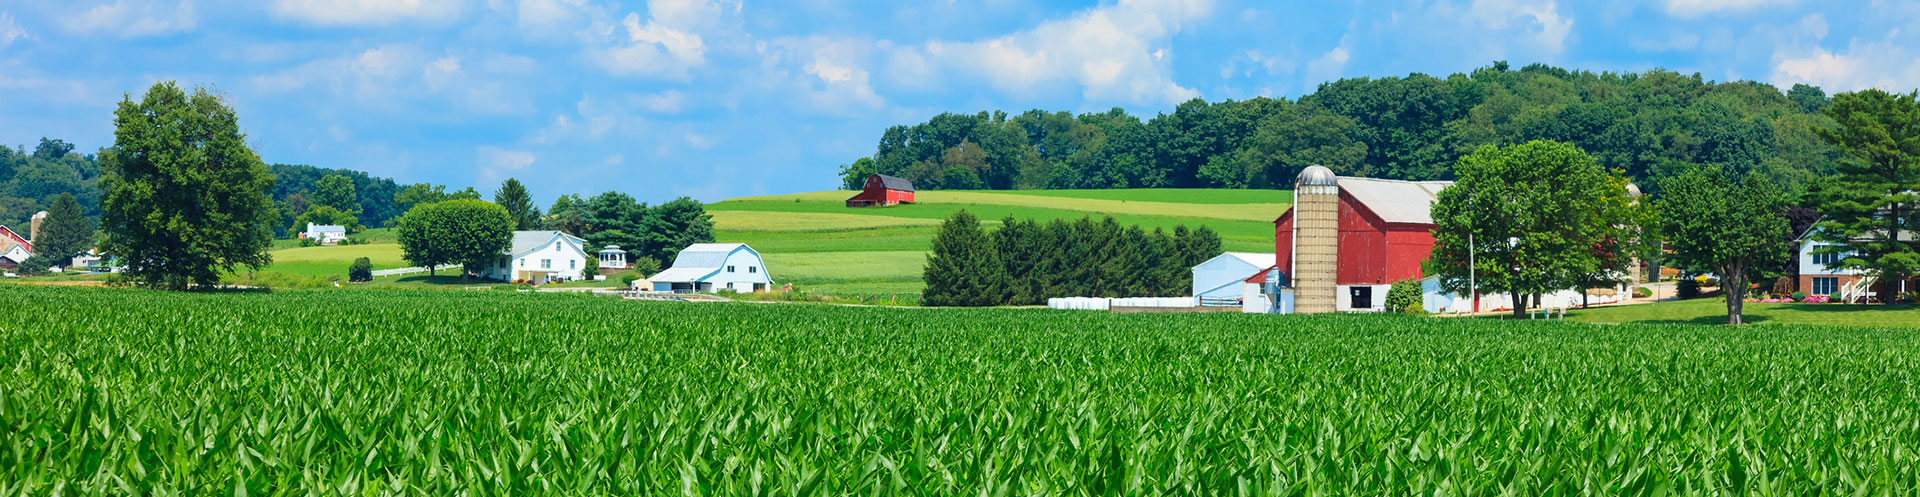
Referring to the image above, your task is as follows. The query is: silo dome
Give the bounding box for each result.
[1296,165,1338,187]
[1624,183,1643,197]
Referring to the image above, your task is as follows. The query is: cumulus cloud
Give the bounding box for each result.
[1665,0,1799,18]
[753,36,887,114]
[249,45,530,115]
[591,0,740,79]
[61,1,197,38]
[268,0,463,26]
[1773,40,1920,92]
[914,0,1209,105]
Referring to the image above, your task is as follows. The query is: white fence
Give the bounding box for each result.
[1047,297,1195,311]
[371,264,462,277]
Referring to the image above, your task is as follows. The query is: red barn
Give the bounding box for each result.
[1272,166,1450,313]
[846,174,916,207]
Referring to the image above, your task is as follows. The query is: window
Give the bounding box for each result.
[517,258,524,267]
[1811,277,1839,295]
[542,259,551,269]
[570,260,577,269]
[1812,245,1848,265]
[727,265,736,273]
[1349,287,1373,309]
[554,242,561,251]
[748,266,756,274]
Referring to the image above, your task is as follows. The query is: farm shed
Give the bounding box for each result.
[475,231,592,284]
[649,243,773,293]
[302,223,348,245]
[0,225,30,269]
[846,174,915,207]
[1272,166,1451,313]
[1191,252,1277,306]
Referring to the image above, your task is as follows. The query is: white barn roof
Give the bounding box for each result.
[307,224,347,234]
[1218,252,1276,268]
[1336,177,1452,225]
[652,243,757,283]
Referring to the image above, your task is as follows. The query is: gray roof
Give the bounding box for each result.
[1296,165,1337,187]
[307,224,347,234]
[1337,177,1452,225]
[508,231,586,256]
[872,174,915,192]
[652,243,757,283]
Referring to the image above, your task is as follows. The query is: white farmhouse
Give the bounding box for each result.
[476,231,591,284]
[303,223,348,245]
[649,243,773,293]
[1191,252,1276,306]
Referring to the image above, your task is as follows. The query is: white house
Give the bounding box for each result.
[303,223,348,245]
[1191,252,1277,306]
[476,231,591,284]
[1796,227,1918,301]
[649,243,773,293]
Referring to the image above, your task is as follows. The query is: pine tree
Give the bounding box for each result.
[924,210,1006,306]
[494,178,542,230]
[32,193,94,265]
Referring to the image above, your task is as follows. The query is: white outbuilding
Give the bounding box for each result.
[303,223,348,245]
[649,243,773,293]
[476,231,591,284]
[1191,252,1277,306]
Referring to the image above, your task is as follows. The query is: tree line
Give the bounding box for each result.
[923,211,1221,306]
[1424,87,1920,325]
[840,62,1839,199]
[69,81,712,288]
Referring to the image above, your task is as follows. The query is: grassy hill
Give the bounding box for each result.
[710,189,1292,294]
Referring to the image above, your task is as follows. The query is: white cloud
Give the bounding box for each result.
[684,132,716,150]
[0,13,28,49]
[249,45,529,115]
[1773,40,1920,92]
[637,90,685,113]
[1465,0,1573,57]
[479,146,537,171]
[62,1,197,38]
[1306,45,1349,86]
[591,0,739,79]
[424,56,461,90]
[604,153,624,166]
[759,36,886,114]
[918,0,1210,105]
[1665,0,1799,18]
[268,0,463,26]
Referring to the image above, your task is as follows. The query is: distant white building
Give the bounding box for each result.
[476,231,591,284]
[303,223,348,245]
[650,243,773,293]
[597,245,629,269]
[1191,252,1277,306]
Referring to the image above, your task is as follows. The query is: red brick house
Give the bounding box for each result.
[846,174,915,207]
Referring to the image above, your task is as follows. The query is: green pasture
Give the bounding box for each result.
[1562,298,1920,328]
[710,189,1288,293]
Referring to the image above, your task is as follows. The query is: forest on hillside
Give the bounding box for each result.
[839,62,1841,197]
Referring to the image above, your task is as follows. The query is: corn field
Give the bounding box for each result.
[4,286,1920,495]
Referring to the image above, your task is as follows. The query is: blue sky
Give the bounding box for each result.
[1,0,1916,204]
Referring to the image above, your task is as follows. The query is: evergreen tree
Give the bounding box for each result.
[640,197,715,263]
[995,217,1044,304]
[31,193,94,266]
[924,210,1006,306]
[1813,89,1920,303]
[100,82,276,290]
[494,178,542,230]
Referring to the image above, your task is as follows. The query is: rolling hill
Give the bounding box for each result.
[708,189,1292,295]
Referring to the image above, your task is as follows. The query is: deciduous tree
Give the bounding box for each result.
[1426,140,1614,318]
[99,82,276,290]
[1658,164,1789,324]
[395,199,512,279]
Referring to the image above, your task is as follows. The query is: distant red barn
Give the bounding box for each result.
[846,174,916,207]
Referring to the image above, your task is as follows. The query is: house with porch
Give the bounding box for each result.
[475,231,591,284]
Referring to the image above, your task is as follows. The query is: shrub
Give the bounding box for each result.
[1633,287,1653,298]
[348,257,373,283]
[1829,292,1842,303]
[583,254,599,276]
[1790,291,1806,302]
[1385,279,1423,314]
[1677,279,1701,299]
[618,272,642,287]
[632,256,662,277]
[298,238,317,248]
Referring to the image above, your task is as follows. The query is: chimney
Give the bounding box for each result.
[29,211,48,244]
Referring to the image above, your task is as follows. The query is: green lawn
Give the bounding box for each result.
[710,189,1289,294]
[1562,298,1920,328]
